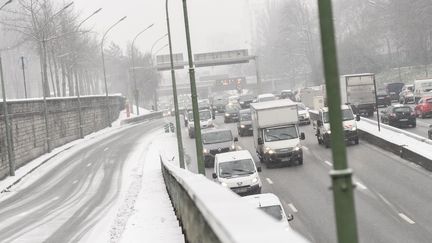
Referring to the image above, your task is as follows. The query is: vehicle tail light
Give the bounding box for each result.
[411,112,416,116]
[390,113,396,117]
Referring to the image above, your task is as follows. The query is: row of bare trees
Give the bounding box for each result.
[253,0,432,88]
[0,0,159,105]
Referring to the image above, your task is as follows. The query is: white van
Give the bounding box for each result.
[212,150,262,196]
[256,93,276,103]
[414,79,432,102]
[242,193,293,229]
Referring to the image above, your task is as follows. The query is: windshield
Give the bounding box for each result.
[264,125,298,142]
[202,130,232,144]
[259,96,275,102]
[394,107,411,113]
[386,83,404,93]
[240,112,251,121]
[259,205,283,221]
[219,159,255,178]
[323,109,354,123]
[200,110,211,120]
[225,104,240,113]
[198,100,210,107]
[240,95,254,101]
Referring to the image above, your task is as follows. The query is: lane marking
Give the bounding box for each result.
[398,213,415,224]
[72,180,79,184]
[324,160,332,167]
[104,147,109,152]
[86,163,92,167]
[355,181,368,190]
[266,178,274,185]
[288,203,298,213]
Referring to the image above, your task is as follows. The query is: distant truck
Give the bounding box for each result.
[299,86,326,109]
[250,100,305,168]
[309,105,360,148]
[340,73,376,117]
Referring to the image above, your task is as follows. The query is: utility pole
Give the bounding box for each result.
[254,56,262,94]
[181,0,205,175]
[20,57,28,98]
[0,55,15,176]
[166,0,185,169]
[317,1,359,243]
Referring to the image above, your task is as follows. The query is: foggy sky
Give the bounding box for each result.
[73,0,252,56]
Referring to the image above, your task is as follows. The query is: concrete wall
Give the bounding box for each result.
[0,95,125,179]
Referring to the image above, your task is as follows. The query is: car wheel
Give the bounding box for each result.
[421,112,425,119]
[412,122,416,128]
[354,138,359,145]
[298,158,303,165]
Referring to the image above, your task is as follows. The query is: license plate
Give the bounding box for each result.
[378,97,384,100]
[399,118,408,121]
[233,187,248,193]
[248,128,253,130]
[281,157,291,162]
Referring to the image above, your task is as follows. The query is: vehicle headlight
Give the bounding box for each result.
[326,130,331,134]
[240,124,245,128]
[240,101,244,104]
[230,143,236,150]
[352,126,357,131]
[225,113,230,117]
[203,148,209,154]
[221,182,228,187]
[305,113,310,118]
[251,177,259,185]
[265,147,274,154]
[294,145,301,151]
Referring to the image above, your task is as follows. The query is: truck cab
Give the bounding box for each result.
[310,105,360,148]
[251,100,305,168]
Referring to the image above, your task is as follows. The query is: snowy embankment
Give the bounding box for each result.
[357,118,432,166]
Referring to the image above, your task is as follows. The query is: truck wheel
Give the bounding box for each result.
[412,122,416,128]
[324,139,330,148]
[266,162,273,169]
[354,138,359,145]
[298,158,303,165]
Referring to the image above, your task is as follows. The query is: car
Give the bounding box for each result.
[212,150,262,196]
[199,99,215,118]
[224,103,241,123]
[414,96,432,118]
[256,93,276,103]
[228,95,240,105]
[239,94,255,109]
[242,193,293,229]
[376,89,391,107]
[202,129,238,167]
[280,90,296,101]
[297,103,311,125]
[237,109,253,136]
[211,95,229,113]
[187,109,214,138]
[399,85,415,104]
[380,104,416,128]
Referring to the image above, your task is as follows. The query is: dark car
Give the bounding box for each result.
[202,129,238,167]
[376,89,391,107]
[399,89,415,104]
[380,105,416,128]
[280,90,296,101]
[224,103,241,123]
[237,109,253,136]
[384,82,405,101]
[212,96,229,113]
[414,96,432,118]
[239,94,255,109]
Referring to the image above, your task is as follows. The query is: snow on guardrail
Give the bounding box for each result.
[160,157,309,243]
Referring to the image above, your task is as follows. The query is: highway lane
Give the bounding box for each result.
[181,115,432,242]
[0,120,162,242]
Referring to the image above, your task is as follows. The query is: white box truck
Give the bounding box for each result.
[250,99,305,168]
[340,73,376,117]
[414,78,432,103]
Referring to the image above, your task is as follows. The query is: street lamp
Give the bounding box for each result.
[101,16,127,127]
[40,2,74,153]
[131,23,154,115]
[153,43,168,56]
[0,0,13,11]
[150,33,168,56]
[166,0,185,169]
[181,0,205,174]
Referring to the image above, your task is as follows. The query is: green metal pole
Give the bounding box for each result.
[181,0,205,175]
[166,0,185,169]
[0,55,15,176]
[317,1,359,243]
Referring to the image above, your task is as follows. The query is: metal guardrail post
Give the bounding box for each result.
[317,0,359,242]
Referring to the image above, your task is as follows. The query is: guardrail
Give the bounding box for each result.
[120,111,163,125]
[358,118,432,171]
[160,157,308,243]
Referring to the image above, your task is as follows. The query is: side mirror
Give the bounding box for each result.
[287,214,294,222]
[356,114,361,121]
[234,137,239,142]
[212,173,217,179]
[258,137,264,145]
[257,167,262,172]
[300,132,305,140]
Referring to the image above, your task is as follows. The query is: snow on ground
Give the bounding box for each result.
[358,119,432,160]
[119,132,184,243]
